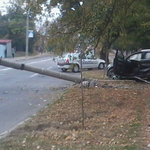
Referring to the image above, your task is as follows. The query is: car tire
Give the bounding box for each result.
[72,64,79,72]
[107,68,115,79]
[61,68,67,72]
[107,68,121,79]
[98,63,105,69]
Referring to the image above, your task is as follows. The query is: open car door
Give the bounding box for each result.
[114,50,143,77]
[113,50,125,76]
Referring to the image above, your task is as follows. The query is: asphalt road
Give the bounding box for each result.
[0,56,76,138]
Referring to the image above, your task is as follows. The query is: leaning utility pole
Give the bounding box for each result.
[0,58,83,83]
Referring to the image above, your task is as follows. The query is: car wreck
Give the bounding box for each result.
[107,49,150,82]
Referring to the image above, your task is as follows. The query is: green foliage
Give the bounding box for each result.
[47,28,78,55]
[46,0,138,56]
[3,0,150,55]
[113,0,150,51]
[0,14,9,39]
[0,1,37,52]
[49,0,150,55]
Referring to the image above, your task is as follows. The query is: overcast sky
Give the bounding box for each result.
[0,0,60,24]
[0,0,9,7]
[0,0,9,14]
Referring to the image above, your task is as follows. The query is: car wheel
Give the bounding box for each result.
[72,64,79,72]
[107,68,115,79]
[61,68,67,72]
[98,63,105,69]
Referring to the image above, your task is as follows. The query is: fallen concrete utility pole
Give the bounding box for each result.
[0,58,84,83]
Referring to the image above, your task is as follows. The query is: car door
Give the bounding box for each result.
[125,52,142,75]
[138,52,150,76]
[90,58,98,68]
[84,58,98,68]
[82,58,92,68]
[78,54,88,69]
[84,53,98,68]
[113,50,126,75]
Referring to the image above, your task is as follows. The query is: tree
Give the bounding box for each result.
[14,0,150,58]
[0,0,37,52]
[112,0,150,52]
[0,14,9,39]
[47,0,134,60]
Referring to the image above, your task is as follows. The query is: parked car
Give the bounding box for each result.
[107,49,150,80]
[57,52,105,72]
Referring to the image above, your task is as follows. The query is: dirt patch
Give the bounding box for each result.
[0,70,150,150]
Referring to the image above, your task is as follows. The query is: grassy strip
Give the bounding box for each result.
[0,70,149,150]
[83,69,108,80]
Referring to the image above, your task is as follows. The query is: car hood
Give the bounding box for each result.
[107,63,113,69]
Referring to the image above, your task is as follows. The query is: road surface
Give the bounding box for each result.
[0,56,76,138]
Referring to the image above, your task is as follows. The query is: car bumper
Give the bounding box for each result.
[57,65,71,69]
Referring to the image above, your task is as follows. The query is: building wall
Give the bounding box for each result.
[0,44,6,58]
[6,42,12,58]
[0,42,12,58]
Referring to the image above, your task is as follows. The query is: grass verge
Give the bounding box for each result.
[0,70,150,150]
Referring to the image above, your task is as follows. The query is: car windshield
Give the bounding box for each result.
[127,53,142,61]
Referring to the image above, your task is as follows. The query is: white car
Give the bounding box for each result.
[57,52,105,72]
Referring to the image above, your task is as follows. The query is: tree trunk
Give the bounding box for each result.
[100,47,109,65]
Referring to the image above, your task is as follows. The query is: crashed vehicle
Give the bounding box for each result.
[57,52,105,72]
[107,49,150,81]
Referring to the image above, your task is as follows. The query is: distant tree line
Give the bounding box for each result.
[0,0,46,53]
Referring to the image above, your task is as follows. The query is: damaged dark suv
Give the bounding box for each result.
[107,49,150,81]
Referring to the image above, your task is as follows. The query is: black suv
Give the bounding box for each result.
[107,49,150,81]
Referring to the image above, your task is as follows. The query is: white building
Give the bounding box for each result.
[0,39,12,58]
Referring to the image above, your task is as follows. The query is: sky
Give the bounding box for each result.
[0,0,60,27]
[0,0,9,7]
[0,0,60,16]
[0,0,9,14]
[0,0,5,6]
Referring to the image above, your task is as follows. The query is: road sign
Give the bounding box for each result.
[28,30,34,38]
